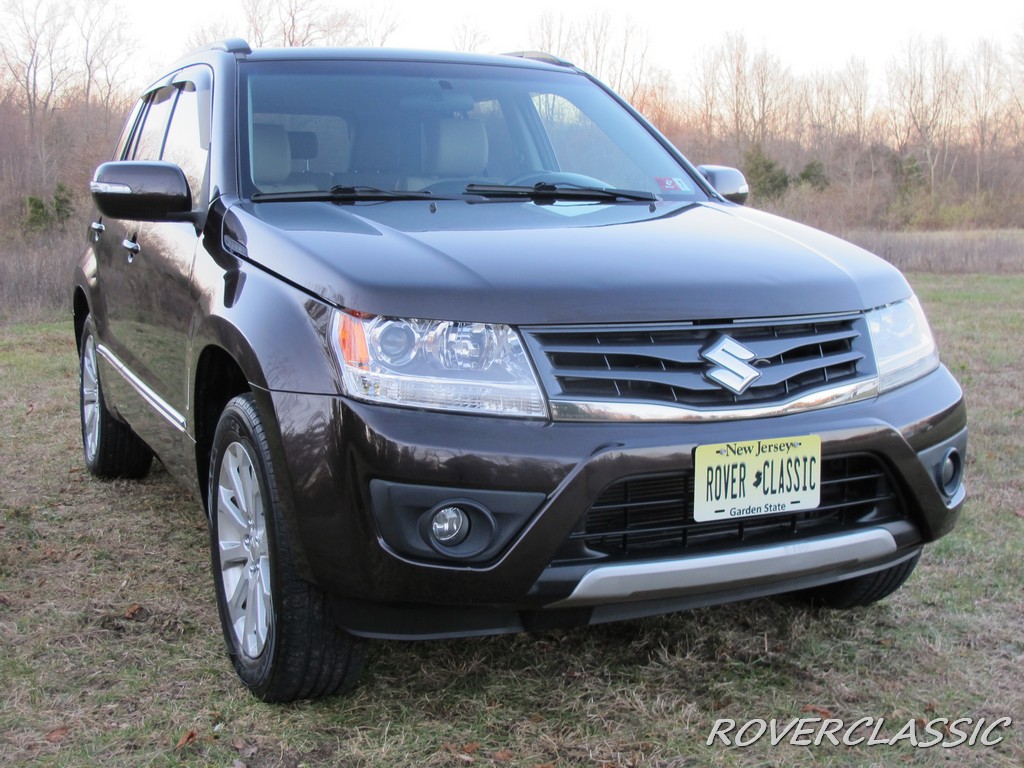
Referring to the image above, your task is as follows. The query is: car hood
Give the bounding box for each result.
[225,198,910,324]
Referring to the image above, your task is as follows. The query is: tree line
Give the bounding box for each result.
[3,1,1024,239]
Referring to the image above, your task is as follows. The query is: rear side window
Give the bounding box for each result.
[132,86,177,161]
[113,99,145,161]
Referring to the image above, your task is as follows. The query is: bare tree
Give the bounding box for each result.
[886,37,964,197]
[75,0,130,133]
[529,11,654,104]
[355,4,399,47]
[243,0,325,47]
[0,0,75,138]
[184,20,238,56]
[747,47,792,147]
[277,0,323,47]
[451,22,489,53]
[719,33,752,152]
[1010,23,1024,145]
[601,16,652,105]
[240,0,393,49]
[965,38,1007,196]
[688,45,725,161]
[530,12,575,62]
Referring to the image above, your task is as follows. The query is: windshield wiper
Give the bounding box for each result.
[250,185,441,203]
[464,182,657,202]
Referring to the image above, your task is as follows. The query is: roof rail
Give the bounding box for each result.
[207,39,252,55]
[502,51,574,68]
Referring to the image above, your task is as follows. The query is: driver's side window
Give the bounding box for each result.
[162,84,208,207]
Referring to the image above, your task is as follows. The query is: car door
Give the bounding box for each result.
[90,67,212,468]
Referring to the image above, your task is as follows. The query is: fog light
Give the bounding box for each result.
[431,506,470,546]
[939,448,963,496]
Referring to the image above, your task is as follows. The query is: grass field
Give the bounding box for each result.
[1,274,1021,767]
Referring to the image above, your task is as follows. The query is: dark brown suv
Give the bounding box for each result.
[74,41,967,701]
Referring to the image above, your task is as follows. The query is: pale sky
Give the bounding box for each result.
[122,0,1023,93]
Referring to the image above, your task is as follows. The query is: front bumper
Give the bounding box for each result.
[264,365,966,639]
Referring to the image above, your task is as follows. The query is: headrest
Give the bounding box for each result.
[251,123,291,185]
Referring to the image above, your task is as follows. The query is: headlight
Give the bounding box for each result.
[331,311,548,418]
[867,296,940,393]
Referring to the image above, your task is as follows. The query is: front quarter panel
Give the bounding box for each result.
[190,200,343,401]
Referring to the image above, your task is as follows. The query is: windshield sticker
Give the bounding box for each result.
[655,177,694,193]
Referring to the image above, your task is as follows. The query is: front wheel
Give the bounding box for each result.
[208,394,366,701]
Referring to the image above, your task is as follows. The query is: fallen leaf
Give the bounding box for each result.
[25,403,35,415]
[124,603,146,620]
[441,743,474,762]
[492,749,514,762]
[231,736,258,758]
[463,743,481,755]
[175,729,198,749]
[45,726,69,743]
[801,705,834,718]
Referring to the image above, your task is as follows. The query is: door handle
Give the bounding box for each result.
[122,238,141,262]
[89,221,105,242]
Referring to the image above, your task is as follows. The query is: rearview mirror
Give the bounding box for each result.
[90,161,193,221]
[698,165,749,205]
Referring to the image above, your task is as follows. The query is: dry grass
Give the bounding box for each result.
[0,228,84,325]
[1,264,1022,765]
[844,229,1024,274]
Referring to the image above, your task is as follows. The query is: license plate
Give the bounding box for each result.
[693,435,821,523]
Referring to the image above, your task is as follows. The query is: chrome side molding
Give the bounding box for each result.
[96,344,186,433]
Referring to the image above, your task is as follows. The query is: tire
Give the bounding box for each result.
[78,315,153,479]
[799,551,922,609]
[208,393,366,702]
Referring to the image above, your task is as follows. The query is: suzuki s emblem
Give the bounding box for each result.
[700,336,762,395]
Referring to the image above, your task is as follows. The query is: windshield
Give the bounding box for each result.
[237,58,707,202]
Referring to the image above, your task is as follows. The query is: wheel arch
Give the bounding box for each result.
[73,286,90,352]
[193,343,251,511]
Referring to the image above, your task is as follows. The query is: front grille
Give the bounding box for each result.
[522,315,875,409]
[552,455,905,564]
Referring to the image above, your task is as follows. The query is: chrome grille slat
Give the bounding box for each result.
[523,314,876,413]
[752,350,863,386]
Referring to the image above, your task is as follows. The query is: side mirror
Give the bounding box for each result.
[90,161,192,221]
[697,165,749,205]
